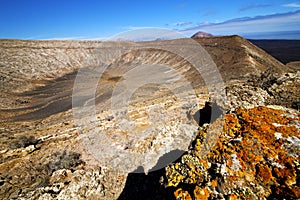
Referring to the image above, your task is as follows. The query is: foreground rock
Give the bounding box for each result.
[1,105,297,199]
[166,106,300,199]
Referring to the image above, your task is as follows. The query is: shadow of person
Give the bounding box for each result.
[193,101,223,126]
[117,149,185,200]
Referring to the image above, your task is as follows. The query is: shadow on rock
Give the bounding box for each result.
[193,101,223,126]
[117,149,185,200]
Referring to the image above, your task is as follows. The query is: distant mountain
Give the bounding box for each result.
[191,31,213,38]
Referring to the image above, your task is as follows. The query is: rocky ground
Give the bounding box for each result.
[0,36,299,199]
[166,106,300,199]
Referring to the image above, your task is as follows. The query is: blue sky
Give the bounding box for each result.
[0,0,300,39]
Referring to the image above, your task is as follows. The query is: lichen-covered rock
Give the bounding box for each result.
[165,106,300,199]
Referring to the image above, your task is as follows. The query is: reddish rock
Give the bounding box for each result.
[191,31,213,38]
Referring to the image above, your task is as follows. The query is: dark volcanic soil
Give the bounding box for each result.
[249,39,300,64]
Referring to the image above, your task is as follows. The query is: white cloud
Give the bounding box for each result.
[173,22,192,27]
[181,10,300,37]
[198,21,211,26]
[107,27,185,41]
[283,3,300,8]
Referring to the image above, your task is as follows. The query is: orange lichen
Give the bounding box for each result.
[193,186,209,200]
[211,180,218,188]
[256,164,272,183]
[166,106,299,199]
[174,188,192,200]
[228,194,238,200]
[273,166,296,185]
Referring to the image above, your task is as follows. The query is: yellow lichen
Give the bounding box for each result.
[193,186,209,200]
[166,106,300,199]
[174,188,192,200]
